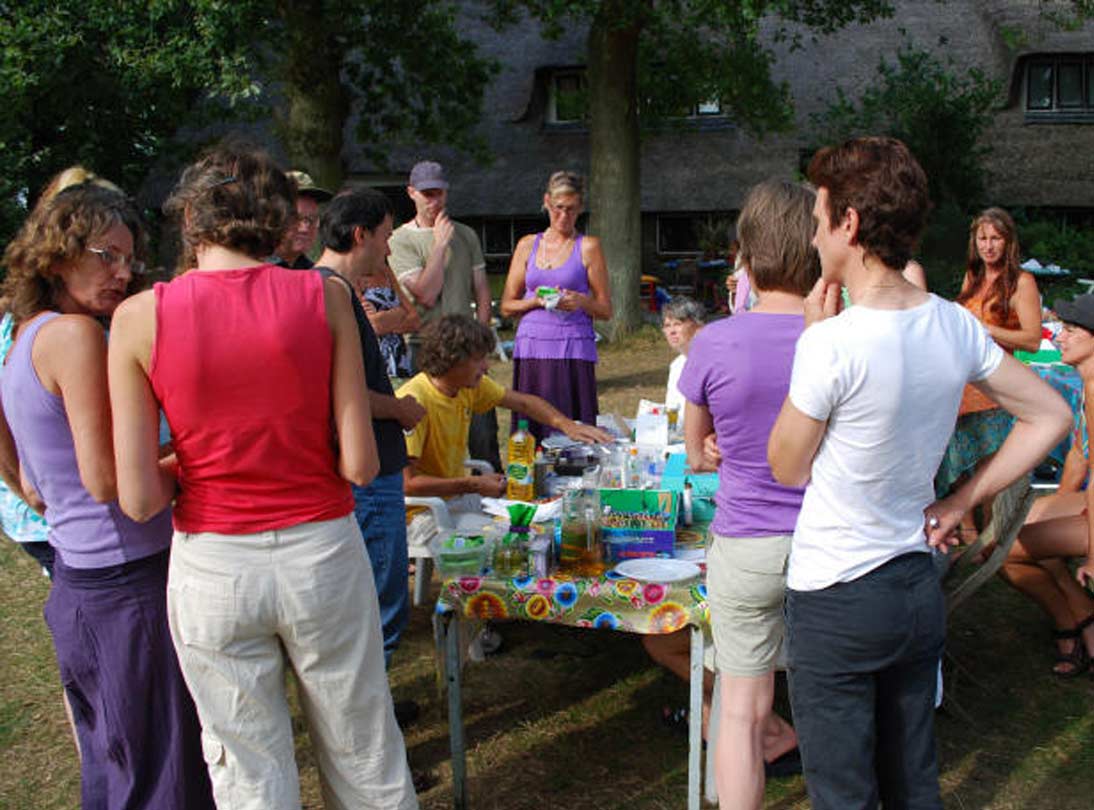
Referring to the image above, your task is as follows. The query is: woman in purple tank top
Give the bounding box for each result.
[501,171,613,442]
[0,185,213,809]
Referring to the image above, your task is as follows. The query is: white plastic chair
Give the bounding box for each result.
[404,459,497,607]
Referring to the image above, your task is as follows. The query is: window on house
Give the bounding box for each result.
[548,70,588,124]
[657,215,700,254]
[482,220,513,256]
[1025,54,1094,121]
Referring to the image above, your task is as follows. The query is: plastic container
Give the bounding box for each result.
[506,419,536,501]
[436,535,491,578]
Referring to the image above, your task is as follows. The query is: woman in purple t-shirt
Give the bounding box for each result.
[678,180,820,809]
[500,171,612,442]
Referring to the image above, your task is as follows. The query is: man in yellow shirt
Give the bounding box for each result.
[402,315,609,542]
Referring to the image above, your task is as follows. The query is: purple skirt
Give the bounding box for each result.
[44,550,215,810]
[511,357,599,444]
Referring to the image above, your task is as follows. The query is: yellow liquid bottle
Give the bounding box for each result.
[506,419,536,501]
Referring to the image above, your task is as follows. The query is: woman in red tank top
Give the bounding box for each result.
[109,145,418,809]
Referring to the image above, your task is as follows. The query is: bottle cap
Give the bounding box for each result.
[518,418,529,430]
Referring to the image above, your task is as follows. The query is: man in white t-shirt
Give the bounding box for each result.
[767,137,1069,810]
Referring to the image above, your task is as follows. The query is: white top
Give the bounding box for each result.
[786,295,1003,591]
[665,354,687,428]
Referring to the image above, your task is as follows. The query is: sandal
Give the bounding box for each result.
[1051,626,1089,678]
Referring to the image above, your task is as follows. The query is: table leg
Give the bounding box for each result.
[439,611,468,810]
[688,623,703,810]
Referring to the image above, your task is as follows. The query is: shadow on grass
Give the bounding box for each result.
[395,576,1094,810]
[936,578,1094,809]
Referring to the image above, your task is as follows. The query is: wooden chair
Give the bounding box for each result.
[404,459,496,607]
[939,475,1036,615]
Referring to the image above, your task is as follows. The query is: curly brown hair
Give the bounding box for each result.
[1,184,145,325]
[164,141,295,263]
[418,315,496,376]
[956,207,1022,322]
[807,136,931,271]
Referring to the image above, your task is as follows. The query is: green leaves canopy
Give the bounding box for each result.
[0,0,494,246]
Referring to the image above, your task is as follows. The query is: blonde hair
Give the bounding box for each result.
[544,171,584,202]
[37,166,123,210]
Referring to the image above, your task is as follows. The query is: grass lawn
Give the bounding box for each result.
[2,327,1093,809]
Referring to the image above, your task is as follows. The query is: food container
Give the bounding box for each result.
[436,534,491,578]
[536,285,562,310]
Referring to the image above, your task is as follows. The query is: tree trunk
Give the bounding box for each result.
[274,0,348,191]
[587,3,642,340]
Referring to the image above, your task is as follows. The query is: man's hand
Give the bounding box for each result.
[561,421,613,445]
[432,211,454,254]
[922,494,969,554]
[361,299,378,316]
[804,276,842,329]
[473,472,507,498]
[395,395,426,431]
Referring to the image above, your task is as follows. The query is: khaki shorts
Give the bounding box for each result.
[707,532,791,677]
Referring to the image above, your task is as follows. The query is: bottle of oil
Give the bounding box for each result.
[506,418,536,501]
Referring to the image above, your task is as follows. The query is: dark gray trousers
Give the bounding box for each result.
[787,551,945,810]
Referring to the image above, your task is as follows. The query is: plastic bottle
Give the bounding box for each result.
[626,446,642,489]
[506,418,536,501]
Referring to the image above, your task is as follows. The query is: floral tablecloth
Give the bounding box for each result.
[935,363,1083,497]
[435,569,709,635]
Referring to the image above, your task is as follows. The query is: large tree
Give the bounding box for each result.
[0,0,494,246]
[489,0,897,336]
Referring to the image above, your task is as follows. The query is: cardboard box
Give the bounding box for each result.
[599,488,678,561]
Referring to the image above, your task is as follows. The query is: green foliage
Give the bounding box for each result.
[0,1,255,244]
[1019,217,1094,279]
[919,201,972,298]
[810,46,1001,211]
[0,0,495,249]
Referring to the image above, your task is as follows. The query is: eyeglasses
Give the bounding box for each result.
[548,203,580,216]
[87,247,146,276]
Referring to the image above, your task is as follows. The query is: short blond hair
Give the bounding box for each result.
[545,171,584,202]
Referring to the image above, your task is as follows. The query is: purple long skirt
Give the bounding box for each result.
[511,357,599,444]
[44,550,215,810]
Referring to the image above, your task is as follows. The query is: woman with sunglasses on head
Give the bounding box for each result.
[0,183,213,809]
[998,295,1094,677]
[109,143,417,809]
[500,171,612,442]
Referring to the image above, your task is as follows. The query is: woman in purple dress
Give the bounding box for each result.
[501,171,612,442]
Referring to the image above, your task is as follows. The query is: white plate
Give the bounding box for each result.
[613,558,701,583]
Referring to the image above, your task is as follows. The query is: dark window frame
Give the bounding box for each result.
[1024,53,1094,123]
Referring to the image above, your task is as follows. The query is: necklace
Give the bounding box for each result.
[540,232,573,269]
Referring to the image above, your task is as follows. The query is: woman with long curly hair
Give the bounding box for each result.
[0,183,213,809]
[956,207,1042,414]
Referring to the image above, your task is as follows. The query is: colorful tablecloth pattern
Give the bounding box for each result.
[935,364,1083,497]
[436,569,709,635]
